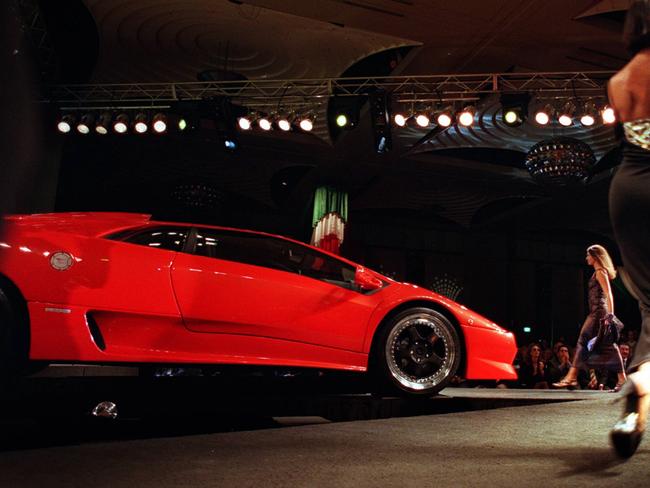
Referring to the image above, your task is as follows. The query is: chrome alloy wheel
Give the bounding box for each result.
[385,312,457,392]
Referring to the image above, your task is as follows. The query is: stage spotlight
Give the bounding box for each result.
[558,101,575,127]
[335,114,348,128]
[238,116,252,131]
[113,113,129,134]
[436,110,453,127]
[503,109,520,125]
[458,106,475,127]
[178,117,187,131]
[299,116,314,132]
[224,139,237,150]
[57,114,75,133]
[601,105,616,124]
[134,113,148,133]
[500,93,530,127]
[278,116,291,131]
[393,113,407,127]
[95,112,112,134]
[415,113,430,127]
[152,113,167,133]
[258,116,272,131]
[580,114,595,126]
[579,101,597,127]
[76,114,94,134]
[534,105,553,125]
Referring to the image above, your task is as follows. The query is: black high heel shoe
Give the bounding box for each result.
[610,380,645,458]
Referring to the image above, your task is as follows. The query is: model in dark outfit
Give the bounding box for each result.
[553,247,625,389]
[606,0,650,458]
[573,272,625,374]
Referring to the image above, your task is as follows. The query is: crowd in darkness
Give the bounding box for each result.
[512,329,640,390]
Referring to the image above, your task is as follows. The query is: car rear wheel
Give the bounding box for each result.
[374,307,461,396]
[0,286,43,382]
[0,287,17,382]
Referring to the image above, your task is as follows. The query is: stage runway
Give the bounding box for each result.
[0,384,647,488]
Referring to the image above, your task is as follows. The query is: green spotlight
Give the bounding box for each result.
[336,114,348,127]
[178,118,187,131]
[504,109,520,125]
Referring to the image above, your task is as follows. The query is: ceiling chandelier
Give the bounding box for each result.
[524,137,595,186]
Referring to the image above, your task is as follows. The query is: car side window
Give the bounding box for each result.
[109,227,188,252]
[193,229,358,290]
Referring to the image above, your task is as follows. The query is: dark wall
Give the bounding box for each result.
[0,3,61,216]
[344,214,640,347]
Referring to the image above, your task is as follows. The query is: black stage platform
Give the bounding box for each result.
[0,371,647,487]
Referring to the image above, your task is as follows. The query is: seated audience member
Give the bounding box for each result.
[619,342,632,371]
[518,343,549,389]
[626,329,638,358]
[547,344,572,384]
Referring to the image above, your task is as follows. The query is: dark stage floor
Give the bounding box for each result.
[0,372,647,487]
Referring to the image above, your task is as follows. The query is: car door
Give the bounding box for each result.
[171,228,381,352]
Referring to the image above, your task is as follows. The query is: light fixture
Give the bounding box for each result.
[500,93,530,127]
[335,113,348,128]
[258,116,272,131]
[558,101,575,127]
[579,101,597,127]
[503,109,521,125]
[95,112,111,134]
[525,137,595,187]
[278,114,291,131]
[534,104,553,126]
[601,105,616,124]
[134,113,148,133]
[224,139,237,150]
[113,113,129,134]
[393,113,407,127]
[415,113,430,127]
[299,115,314,132]
[238,116,252,131]
[436,110,453,127]
[458,106,475,127]
[57,114,75,133]
[152,113,167,133]
[178,117,188,131]
[76,114,94,134]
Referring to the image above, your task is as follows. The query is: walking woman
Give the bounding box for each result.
[552,245,625,390]
[607,0,650,459]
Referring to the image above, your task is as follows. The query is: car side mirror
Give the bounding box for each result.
[355,266,383,291]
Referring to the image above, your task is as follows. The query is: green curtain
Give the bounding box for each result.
[312,186,348,227]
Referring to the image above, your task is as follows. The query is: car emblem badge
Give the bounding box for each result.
[50,251,74,271]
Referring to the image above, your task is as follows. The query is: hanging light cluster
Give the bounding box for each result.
[531,100,615,128]
[56,111,183,135]
[390,99,616,129]
[236,112,316,133]
[392,105,477,128]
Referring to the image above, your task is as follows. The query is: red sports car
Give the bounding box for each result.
[0,212,517,395]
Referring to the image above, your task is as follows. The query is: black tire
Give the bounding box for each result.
[372,307,461,396]
[0,286,44,380]
[0,287,18,381]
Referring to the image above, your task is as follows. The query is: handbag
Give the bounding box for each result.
[587,313,624,352]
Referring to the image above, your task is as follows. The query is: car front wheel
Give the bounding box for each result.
[374,307,461,396]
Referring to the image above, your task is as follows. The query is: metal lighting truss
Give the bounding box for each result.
[47,71,614,110]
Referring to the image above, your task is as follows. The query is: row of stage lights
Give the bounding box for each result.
[56,111,320,135]
[393,101,617,129]
[57,112,177,135]
[236,113,316,132]
[56,101,617,136]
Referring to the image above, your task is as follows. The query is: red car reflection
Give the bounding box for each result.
[0,212,517,395]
